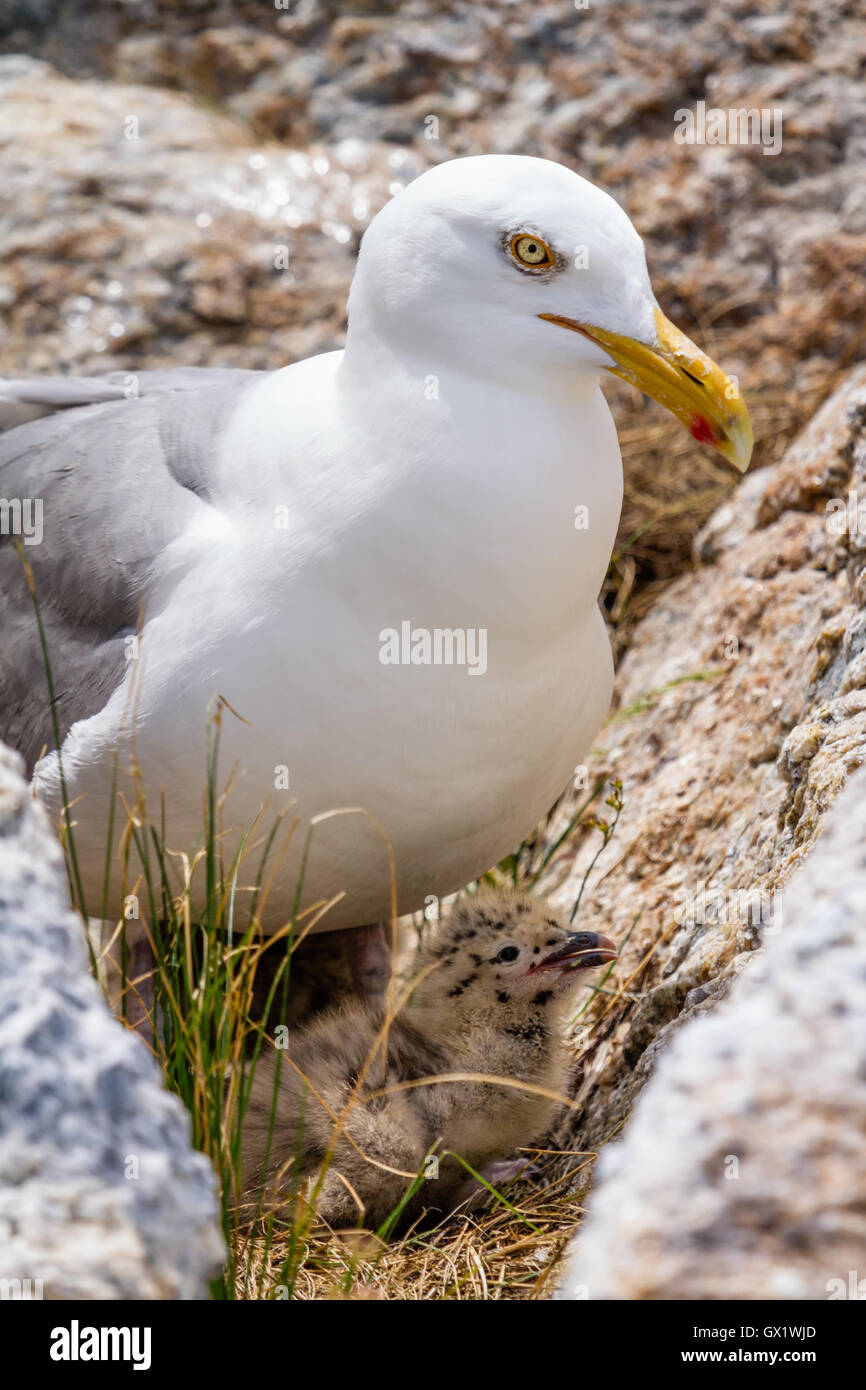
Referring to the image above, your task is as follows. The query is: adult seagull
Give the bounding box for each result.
[0,155,751,951]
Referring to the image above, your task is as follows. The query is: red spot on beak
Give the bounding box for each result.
[690,416,717,445]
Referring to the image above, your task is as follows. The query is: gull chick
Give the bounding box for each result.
[242,891,616,1232]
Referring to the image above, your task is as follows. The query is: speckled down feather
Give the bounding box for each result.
[242,889,615,1232]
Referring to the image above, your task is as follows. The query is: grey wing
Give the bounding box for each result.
[0,367,257,432]
[0,368,262,770]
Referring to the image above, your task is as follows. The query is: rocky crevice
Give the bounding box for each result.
[541,365,866,1157]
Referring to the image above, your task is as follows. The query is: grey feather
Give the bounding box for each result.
[0,367,260,433]
[0,368,261,769]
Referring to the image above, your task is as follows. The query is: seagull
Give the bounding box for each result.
[242,889,618,1231]
[0,155,751,946]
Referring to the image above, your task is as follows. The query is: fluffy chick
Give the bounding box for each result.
[241,890,616,1232]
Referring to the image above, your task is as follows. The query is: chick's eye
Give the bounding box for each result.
[511,233,554,269]
[495,945,520,964]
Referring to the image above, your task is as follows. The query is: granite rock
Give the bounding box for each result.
[559,760,866,1300]
[0,742,224,1299]
[539,366,866,1165]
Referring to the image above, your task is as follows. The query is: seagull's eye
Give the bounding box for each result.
[510,233,554,270]
[494,944,520,964]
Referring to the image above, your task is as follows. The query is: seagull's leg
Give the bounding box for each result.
[97,918,155,1043]
[450,1157,544,1214]
[481,1157,543,1186]
[347,923,392,1002]
[124,933,156,1040]
[252,924,392,1028]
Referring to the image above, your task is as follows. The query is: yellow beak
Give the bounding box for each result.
[539,305,753,472]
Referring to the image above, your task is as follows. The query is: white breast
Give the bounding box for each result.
[38,350,622,930]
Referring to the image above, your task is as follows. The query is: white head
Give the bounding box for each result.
[347,155,751,469]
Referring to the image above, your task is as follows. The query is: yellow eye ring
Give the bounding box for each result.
[510,233,554,269]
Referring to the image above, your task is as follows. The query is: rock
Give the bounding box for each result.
[0,742,224,1299]
[536,364,866,1167]
[2,1,865,610]
[537,366,866,1166]
[0,57,425,379]
[558,760,866,1300]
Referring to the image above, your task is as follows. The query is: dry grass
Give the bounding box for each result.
[233,1141,596,1301]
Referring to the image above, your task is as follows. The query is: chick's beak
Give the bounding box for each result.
[532,931,618,974]
[538,305,753,472]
